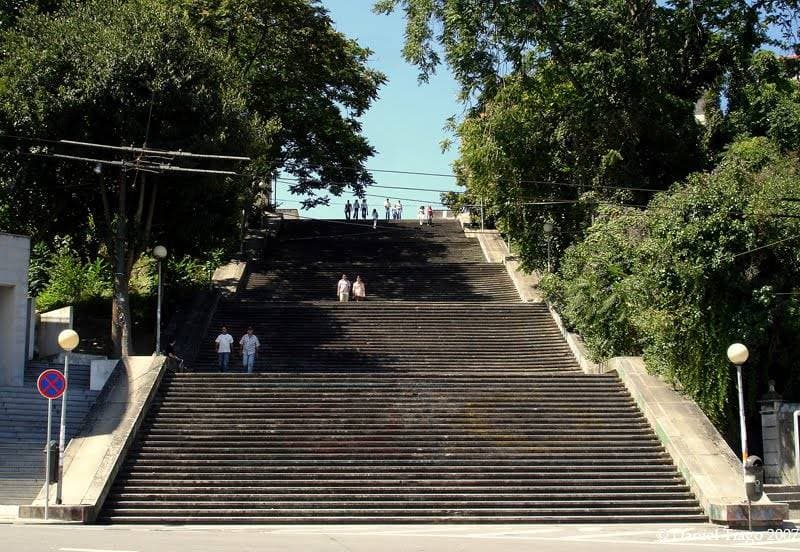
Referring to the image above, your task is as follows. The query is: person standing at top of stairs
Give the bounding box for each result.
[384,198,390,220]
[344,200,352,221]
[353,199,361,220]
[337,274,351,302]
[361,200,368,220]
[418,205,425,225]
[398,200,403,219]
[372,208,379,229]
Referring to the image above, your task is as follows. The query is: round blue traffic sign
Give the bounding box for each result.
[37,369,67,400]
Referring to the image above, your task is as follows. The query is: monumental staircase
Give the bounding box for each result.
[101,219,705,523]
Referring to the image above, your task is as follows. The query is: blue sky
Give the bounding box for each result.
[276,1,463,220]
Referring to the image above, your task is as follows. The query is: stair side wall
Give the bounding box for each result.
[19,356,167,522]
[612,356,787,527]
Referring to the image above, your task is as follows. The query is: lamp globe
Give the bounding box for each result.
[727,343,749,365]
[58,329,80,352]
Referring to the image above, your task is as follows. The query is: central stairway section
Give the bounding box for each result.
[101,218,705,523]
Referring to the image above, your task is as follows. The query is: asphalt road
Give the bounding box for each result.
[5,523,800,552]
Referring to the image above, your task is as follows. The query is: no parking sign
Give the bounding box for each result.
[37,369,67,400]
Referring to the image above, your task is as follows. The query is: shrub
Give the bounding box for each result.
[36,242,113,312]
[542,137,800,428]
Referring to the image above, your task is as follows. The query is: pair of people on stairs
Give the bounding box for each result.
[215,325,261,373]
[337,274,366,302]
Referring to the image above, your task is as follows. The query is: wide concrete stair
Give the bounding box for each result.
[0,362,100,505]
[242,263,518,302]
[100,219,705,523]
[102,370,705,523]
[267,219,486,265]
[193,302,577,373]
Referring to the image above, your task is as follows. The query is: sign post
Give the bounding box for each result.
[37,369,67,520]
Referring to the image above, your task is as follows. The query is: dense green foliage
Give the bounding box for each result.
[541,137,800,427]
[31,237,223,313]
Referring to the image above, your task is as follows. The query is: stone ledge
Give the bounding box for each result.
[18,505,90,523]
[212,260,248,296]
[547,305,607,374]
[611,356,788,527]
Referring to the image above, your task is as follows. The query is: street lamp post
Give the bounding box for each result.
[153,246,167,355]
[55,329,79,505]
[543,221,554,272]
[728,342,754,529]
[728,343,750,468]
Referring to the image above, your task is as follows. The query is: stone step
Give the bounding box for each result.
[110,485,693,495]
[113,476,690,486]
[106,498,702,509]
[101,506,708,516]
[102,513,709,523]
[120,461,680,470]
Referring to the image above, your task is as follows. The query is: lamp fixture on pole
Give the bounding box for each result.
[55,329,79,505]
[153,245,167,355]
[543,221,554,272]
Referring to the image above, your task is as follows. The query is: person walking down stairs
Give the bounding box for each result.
[239,327,260,374]
[337,274,351,302]
[372,208,379,229]
[361,200,368,220]
[427,205,434,226]
[418,205,425,226]
[214,326,234,372]
[352,276,366,301]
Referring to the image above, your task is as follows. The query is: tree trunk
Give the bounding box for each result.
[111,272,133,357]
[111,170,134,357]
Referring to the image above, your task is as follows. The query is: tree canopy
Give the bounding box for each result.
[0,0,385,354]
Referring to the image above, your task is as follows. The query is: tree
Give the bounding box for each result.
[376,0,775,268]
[180,0,387,207]
[0,0,384,355]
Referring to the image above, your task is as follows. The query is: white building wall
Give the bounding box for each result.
[0,233,31,386]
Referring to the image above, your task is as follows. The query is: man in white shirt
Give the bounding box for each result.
[239,326,260,374]
[214,326,234,372]
[337,274,351,302]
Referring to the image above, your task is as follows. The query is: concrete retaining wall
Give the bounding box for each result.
[38,306,73,359]
[0,233,30,387]
[212,261,248,296]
